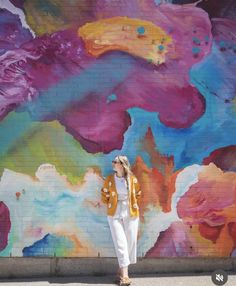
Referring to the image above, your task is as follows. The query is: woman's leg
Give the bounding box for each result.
[120,265,129,278]
[107,216,130,269]
[123,216,139,264]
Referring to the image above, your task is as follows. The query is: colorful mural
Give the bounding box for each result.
[0,0,236,258]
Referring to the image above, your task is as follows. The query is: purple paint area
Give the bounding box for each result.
[0,9,32,55]
[78,1,212,136]
[9,0,25,9]
[203,145,236,172]
[59,97,132,153]
[197,0,236,21]
[145,221,197,257]
[0,28,93,120]
[231,249,236,257]
[21,28,93,90]
[115,63,206,128]
[0,4,218,153]
[212,18,236,56]
[95,1,213,69]
[173,0,236,20]
[0,49,39,120]
[0,201,11,251]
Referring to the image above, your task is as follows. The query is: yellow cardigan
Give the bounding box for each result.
[101,173,141,217]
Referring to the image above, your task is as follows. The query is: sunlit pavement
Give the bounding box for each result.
[0,273,236,286]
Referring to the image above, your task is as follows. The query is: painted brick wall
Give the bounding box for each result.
[0,0,236,258]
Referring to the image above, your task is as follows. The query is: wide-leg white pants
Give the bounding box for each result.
[107,205,139,268]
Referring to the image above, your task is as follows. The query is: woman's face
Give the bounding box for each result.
[112,158,124,173]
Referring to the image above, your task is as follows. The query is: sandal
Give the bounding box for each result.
[119,276,132,286]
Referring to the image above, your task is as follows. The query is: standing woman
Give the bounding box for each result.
[101,155,142,286]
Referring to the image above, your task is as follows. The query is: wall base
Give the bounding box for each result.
[0,257,235,279]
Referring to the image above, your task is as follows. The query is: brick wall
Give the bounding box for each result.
[0,0,236,258]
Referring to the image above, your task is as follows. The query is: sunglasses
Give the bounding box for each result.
[112,160,122,164]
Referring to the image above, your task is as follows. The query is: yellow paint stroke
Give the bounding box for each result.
[232,97,236,113]
[23,0,67,35]
[78,17,172,65]
[23,0,96,36]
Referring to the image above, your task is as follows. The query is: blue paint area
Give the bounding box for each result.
[219,41,226,49]
[34,192,76,217]
[192,37,201,44]
[0,9,32,55]
[155,0,172,4]
[23,234,74,256]
[137,26,145,35]
[0,112,36,155]
[101,86,236,172]
[106,93,117,103]
[102,108,154,175]
[192,47,201,55]
[158,45,165,51]
[102,42,236,173]
[17,52,136,121]
[190,43,236,101]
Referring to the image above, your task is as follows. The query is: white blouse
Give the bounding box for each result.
[115,175,128,199]
[112,174,130,218]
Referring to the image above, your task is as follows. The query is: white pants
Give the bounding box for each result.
[107,202,139,268]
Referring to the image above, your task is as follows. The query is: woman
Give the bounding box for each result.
[101,155,142,286]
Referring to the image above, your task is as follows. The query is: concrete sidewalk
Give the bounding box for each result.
[0,273,236,286]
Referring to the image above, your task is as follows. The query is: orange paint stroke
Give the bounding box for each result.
[132,127,181,219]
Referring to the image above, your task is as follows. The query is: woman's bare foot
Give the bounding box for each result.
[120,266,129,278]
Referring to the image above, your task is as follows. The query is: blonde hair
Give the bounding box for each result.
[115,155,133,176]
[114,155,133,191]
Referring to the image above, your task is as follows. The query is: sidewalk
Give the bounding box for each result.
[0,273,236,286]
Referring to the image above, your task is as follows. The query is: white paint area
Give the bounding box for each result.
[0,162,204,257]
[0,164,112,256]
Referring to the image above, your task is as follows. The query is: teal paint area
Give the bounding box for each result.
[36,0,61,17]
[106,93,117,103]
[0,112,37,156]
[19,52,136,121]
